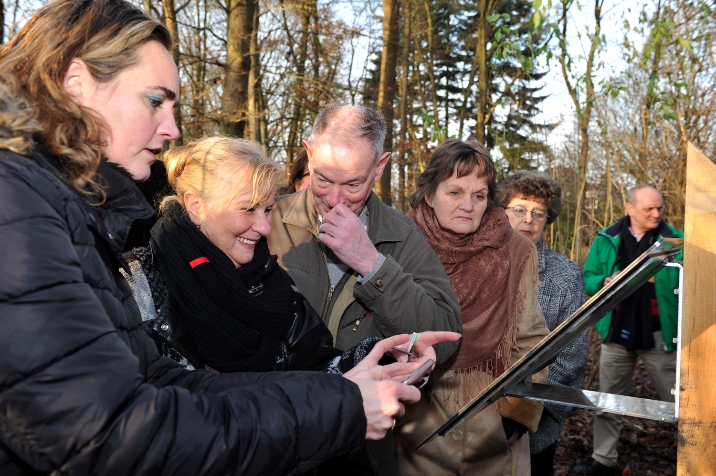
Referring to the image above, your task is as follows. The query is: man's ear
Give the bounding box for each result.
[62,58,90,100]
[184,192,205,227]
[374,152,391,181]
[302,140,314,172]
[625,202,634,218]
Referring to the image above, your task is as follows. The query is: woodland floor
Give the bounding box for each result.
[553,345,678,475]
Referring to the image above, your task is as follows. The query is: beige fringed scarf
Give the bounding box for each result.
[407,202,535,405]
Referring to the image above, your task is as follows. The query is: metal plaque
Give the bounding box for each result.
[418,241,681,450]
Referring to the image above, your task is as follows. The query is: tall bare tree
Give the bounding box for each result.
[282,0,316,171]
[162,0,183,147]
[556,0,604,262]
[1,0,5,44]
[375,0,401,204]
[220,0,257,138]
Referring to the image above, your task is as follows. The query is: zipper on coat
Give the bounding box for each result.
[317,239,335,322]
[321,285,335,322]
[316,237,354,327]
[351,312,370,332]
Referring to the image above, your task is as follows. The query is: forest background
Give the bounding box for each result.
[3,0,715,265]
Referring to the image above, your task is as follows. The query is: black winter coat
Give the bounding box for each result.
[0,148,366,475]
[123,246,379,374]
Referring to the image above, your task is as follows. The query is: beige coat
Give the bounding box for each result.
[395,246,549,476]
[268,188,462,363]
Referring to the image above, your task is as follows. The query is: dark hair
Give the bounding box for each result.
[309,104,387,160]
[287,150,309,194]
[0,0,172,196]
[497,171,562,225]
[410,139,497,211]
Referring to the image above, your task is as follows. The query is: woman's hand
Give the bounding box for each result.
[342,332,459,440]
[344,364,421,440]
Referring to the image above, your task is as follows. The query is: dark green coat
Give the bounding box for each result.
[583,217,683,352]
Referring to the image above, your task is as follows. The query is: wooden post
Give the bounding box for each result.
[678,143,716,474]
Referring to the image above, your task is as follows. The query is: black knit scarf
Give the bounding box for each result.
[609,218,660,350]
[150,202,296,372]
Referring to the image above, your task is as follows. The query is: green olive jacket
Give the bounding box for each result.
[268,188,462,365]
[582,217,683,352]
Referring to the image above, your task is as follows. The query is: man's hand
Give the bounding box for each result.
[318,203,380,276]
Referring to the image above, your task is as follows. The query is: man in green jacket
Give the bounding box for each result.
[574,185,682,475]
[268,104,462,476]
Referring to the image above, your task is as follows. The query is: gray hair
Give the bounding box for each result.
[627,184,661,205]
[309,104,387,161]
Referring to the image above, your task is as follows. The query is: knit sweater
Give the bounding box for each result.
[530,238,588,454]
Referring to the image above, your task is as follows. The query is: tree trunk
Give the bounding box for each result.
[398,0,411,212]
[375,0,401,206]
[188,0,208,140]
[558,0,602,262]
[247,1,262,143]
[162,0,182,147]
[221,0,256,138]
[1,0,5,44]
[639,0,664,184]
[475,0,492,144]
[285,0,315,175]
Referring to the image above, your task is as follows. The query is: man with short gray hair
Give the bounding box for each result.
[268,104,462,475]
[574,185,682,475]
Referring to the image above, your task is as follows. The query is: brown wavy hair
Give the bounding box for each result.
[497,171,563,225]
[0,0,172,198]
[287,150,309,194]
[410,139,498,212]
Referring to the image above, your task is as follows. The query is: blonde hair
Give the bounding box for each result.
[162,136,279,213]
[0,0,172,197]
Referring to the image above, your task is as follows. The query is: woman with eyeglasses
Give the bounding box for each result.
[498,171,588,476]
[395,139,549,476]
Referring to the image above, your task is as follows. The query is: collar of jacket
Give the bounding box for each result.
[602,215,675,241]
[32,145,154,265]
[279,188,410,245]
[95,159,155,250]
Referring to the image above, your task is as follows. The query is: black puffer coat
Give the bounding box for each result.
[0,148,366,475]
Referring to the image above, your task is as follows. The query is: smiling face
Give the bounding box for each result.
[505,197,549,244]
[426,169,489,238]
[68,41,180,181]
[189,186,276,269]
[305,136,389,217]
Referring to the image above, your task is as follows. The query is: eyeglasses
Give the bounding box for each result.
[506,206,549,222]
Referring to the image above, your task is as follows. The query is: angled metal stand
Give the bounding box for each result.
[418,241,682,450]
[502,260,684,423]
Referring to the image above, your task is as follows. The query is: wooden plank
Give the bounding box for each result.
[678,143,716,475]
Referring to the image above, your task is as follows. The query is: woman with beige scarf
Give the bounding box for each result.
[397,139,549,475]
